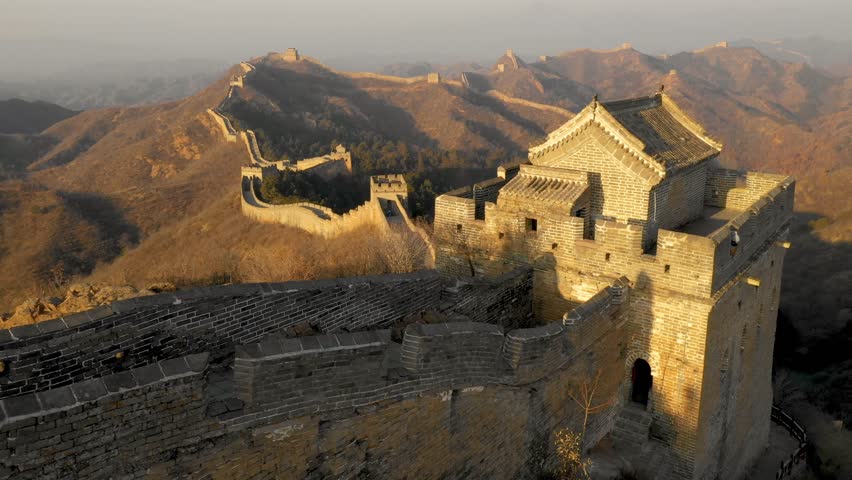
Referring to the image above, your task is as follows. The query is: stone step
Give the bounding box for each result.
[612,432,647,450]
[615,415,651,432]
[615,412,651,428]
[613,425,648,441]
[620,405,652,424]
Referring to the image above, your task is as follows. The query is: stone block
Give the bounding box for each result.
[61,312,92,329]
[37,386,77,410]
[85,305,113,321]
[10,324,40,340]
[237,343,263,359]
[280,338,303,354]
[316,335,339,349]
[185,353,210,372]
[160,357,190,377]
[132,363,165,386]
[299,336,321,351]
[259,340,285,356]
[36,319,66,335]
[102,371,137,393]
[71,379,107,403]
[2,393,41,417]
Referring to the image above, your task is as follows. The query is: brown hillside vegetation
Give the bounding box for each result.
[0,57,566,317]
[0,44,850,477]
[0,99,77,134]
[0,46,849,339]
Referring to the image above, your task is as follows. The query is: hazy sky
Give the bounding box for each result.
[1,0,850,76]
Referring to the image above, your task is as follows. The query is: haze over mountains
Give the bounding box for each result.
[0,41,848,324]
[1,37,851,475]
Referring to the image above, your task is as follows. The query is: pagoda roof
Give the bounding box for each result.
[528,93,722,183]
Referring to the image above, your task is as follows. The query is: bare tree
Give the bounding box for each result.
[567,369,614,440]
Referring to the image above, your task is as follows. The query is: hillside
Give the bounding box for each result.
[732,36,852,71]
[0,99,76,134]
[1,46,849,339]
[0,54,571,315]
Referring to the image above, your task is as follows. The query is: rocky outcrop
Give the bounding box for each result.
[1,282,175,328]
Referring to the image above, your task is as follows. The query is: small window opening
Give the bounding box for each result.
[525,218,538,232]
[737,300,742,310]
[664,264,671,273]
[552,243,558,250]
[498,232,505,239]
[605,253,611,262]
[770,260,774,267]
[456,224,462,232]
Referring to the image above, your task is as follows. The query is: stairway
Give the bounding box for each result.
[612,403,652,450]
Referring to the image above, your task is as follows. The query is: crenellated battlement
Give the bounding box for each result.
[0,265,635,479]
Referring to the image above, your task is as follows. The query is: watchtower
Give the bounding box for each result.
[370,174,410,217]
[433,92,794,479]
[282,48,300,61]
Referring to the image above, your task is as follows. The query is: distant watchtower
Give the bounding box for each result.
[282,48,300,61]
[370,174,410,217]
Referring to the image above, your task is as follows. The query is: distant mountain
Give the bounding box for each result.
[0,54,571,312]
[0,99,76,134]
[0,45,849,342]
[379,61,484,79]
[731,36,852,73]
[0,59,227,110]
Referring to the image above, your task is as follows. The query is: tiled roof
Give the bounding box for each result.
[499,165,587,206]
[601,94,721,171]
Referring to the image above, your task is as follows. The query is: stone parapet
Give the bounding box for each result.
[223,276,627,428]
[0,353,211,479]
[0,272,443,399]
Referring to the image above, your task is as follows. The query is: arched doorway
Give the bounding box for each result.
[631,359,652,406]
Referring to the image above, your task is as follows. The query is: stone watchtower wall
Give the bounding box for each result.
[0,268,637,479]
[432,161,795,479]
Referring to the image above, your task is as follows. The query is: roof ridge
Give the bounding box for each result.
[600,94,661,112]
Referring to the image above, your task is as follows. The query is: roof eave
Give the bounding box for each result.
[659,93,724,151]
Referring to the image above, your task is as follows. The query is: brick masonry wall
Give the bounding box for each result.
[225,282,627,430]
[694,233,787,479]
[710,179,794,291]
[447,267,534,327]
[648,163,708,243]
[0,274,632,480]
[433,162,794,479]
[0,353,212,479]
[531,128,652,229]
[0,272,443,399]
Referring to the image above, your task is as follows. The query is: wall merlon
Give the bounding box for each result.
[0,352,209,428]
